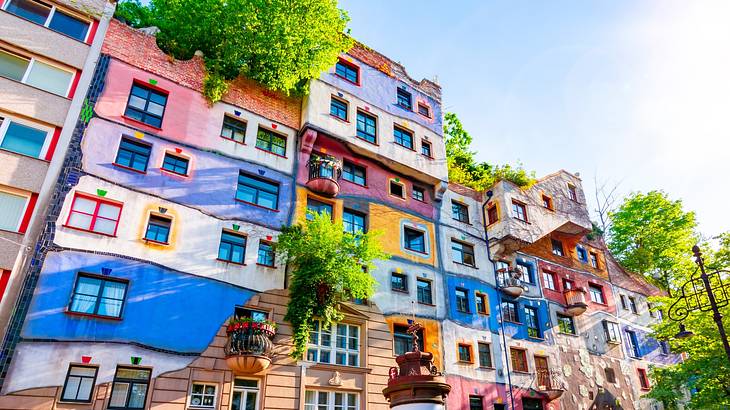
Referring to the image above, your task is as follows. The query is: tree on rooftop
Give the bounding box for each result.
[115,0,353,102]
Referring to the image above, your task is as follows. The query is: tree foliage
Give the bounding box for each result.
[276,211,388,359]
[114,0,353,102]
[444,112,535,190]
[607,190,698,291]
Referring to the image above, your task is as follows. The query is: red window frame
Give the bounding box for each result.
[65,193,123,236]
[637,368,650,390]
[334,58,361,86]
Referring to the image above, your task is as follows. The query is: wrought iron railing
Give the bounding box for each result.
[224,323,275,357]
[307,157,341,182]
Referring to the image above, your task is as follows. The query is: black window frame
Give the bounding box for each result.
[452,239,476,267]
[469,395,484,410]
[389,180,405,199]
[114,137,152,173]
[391,272,408,293]
[108,366,152,410]
[343,208,367,234]
[335,59,359,84]
[356,110,377,144]
[455,287,470,313]
[236,172,280,210]
[68,273,128,319]
[257,240,276,267]
[393,324,423,356]
[220,115,247,144]
[306,198,333,220]
[551,239,565,257]
[475,292,487,315]
[417,102,431,118]
[412,186,425,202]
[516,260,534,284]
[342,160,366,186]
[393,125,414,150]
[60,364,98,403]
[525,306,540,338]
[218,230,247,264]
[123,82,168,128]
[457,344,472,362]
[605,367,616,383]
[557,313,576,335]
[451,201,470,223]
[161,152,189,176]
[403,227,426,253]
[628,296,638,314]
[329,96,348,121]
[396,87,412,110]
[255,126,287,157]
[421,140,432,157]
[144,214,172,244]
[416,278,433,305]
[477,343,492,368]
[502,301,519,323]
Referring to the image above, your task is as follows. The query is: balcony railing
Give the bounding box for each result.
[535,368,565,401]
[563,288,588,316]
[306,156,342,197]
[496,268,526,297]
[224,320,276,374]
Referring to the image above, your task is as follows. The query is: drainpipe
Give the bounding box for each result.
[481,191,516,410]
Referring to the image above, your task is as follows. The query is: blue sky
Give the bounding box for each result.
[339,0,730,237]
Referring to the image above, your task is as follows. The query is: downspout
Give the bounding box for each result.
[481,190,516,410]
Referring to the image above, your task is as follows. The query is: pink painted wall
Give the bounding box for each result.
[446,375,558,410]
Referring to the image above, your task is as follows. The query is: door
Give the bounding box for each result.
[522,398,544,410]
[534,356,551,389]
[231,379,259,410]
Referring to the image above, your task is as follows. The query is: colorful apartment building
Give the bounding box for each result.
[0,15,680,410]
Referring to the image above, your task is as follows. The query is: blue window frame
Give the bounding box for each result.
[502,301,519,323]
[255,127,287,156]
[114,137,151,172]
[218,230,246,264]
[161,152,189,175]
[0,119,48,158]
[236,172,279,210]
[257,241,275,266]
[69,273,128,318]
[404,227,425,253]
[627,330,642,358]
[393,126,413,149]
[343,209,366,234]
[306,198,333,220]
[397,87,412,110]
[220,115,247,143]
[335,60,359,84]
[342,160,366,185]
[144,214,171,243]
[525,306,540,338]
[124,83,168,128]
[516,260,535,284]
[455,288,469,313]
[4,0,90,41]
[356,111,377,144]
[576,246,588,262]
[330,97,348,121]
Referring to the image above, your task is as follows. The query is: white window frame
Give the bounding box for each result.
[231,379,260,410]
[1,0,92,42]
[0,113,53,158]
[0,48,75,97]
[603,320,621,344]
[304,390,359,410]
[307,319,360,367]
[188,382,217,409]
[0,185,31,232]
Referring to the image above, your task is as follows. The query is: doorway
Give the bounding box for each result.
[522,397,544,410]
[534,356,551,390]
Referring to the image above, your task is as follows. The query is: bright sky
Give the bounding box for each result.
[339,0,730,237]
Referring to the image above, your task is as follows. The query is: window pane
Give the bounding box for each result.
[97,203,121,220]
[1,121,47,157]
[62,376,80,400]
[128,383,148,408]
[109,382,130,407]
[0,50,29,82]
[5,0,50,24]
[48,11,89,41]
[0,190,27,231]
[26,61,72,96]
[69,366,97,377]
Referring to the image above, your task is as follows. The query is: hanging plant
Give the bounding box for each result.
[276,211,388,359]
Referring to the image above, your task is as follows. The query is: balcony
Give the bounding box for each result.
[535,369,565,401]
[224,319,276,374]
[496,268,526,297]
[306,155,342,197]
[563,288,588,316]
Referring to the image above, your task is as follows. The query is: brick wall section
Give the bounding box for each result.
[101,20,302,130]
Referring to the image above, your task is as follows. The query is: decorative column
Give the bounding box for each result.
[382,323,451,409]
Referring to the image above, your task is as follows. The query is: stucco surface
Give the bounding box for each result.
[0,77,71,126]
[0,149,48,193]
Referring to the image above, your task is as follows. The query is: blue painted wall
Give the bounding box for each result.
[445,274,500,333]
[622,325,682,365]
[499,297,551,343]
[22,251,256,353]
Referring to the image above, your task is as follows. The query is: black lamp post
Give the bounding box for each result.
[668,246,730,364]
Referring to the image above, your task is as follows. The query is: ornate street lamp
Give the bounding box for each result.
[668,246,730,364]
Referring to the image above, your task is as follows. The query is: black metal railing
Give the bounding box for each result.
[224,325,275,357]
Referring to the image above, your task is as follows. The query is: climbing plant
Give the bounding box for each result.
[276,211,388,359]
[114,0,353,102]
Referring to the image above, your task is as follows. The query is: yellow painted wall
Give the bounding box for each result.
[385,316,442,369]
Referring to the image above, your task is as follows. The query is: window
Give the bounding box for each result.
[342,161,366,185]
[551,239,564,256]
[455,288,469,313]
[557,314,575,335]
[0,189,28,232]
[144,214,171,243]
[477,343,492,368]
[475,293,488,315]
[502,301,518,323]
[257,241,275,267]
[306,198,333,220]
[114,137,151,172]
[562,279,574,290]
[452,240,475,267]
[220,115,247,144]
[542,271,556,291]
[511,200,527,222]
[542,194,553,210]
[516,260,534,284]
[65,193,122,236]
[525,306,540,338]
[452,201,469,223]
[232,379,259,410]
[391,272,408,293]
[404,227,426,253]
[389,180,405,199]
[393,126,414,149]
[0,49,73,96]
[234,307,268,321]
[124,83,167,128]
[660,341,670,355]
[255,127,286,156]
[108,366,151,410]
[416,278,432,305]
[161,152,189,176]
[356,111,377,144]
[307,320,359,366]
[620,294,628,310]
[304,390,358,410]
[330,97,348,121]
[343,209,366,234]
[510,348,528,372]
[589,252,598,268]
[4,0,90,41]
[637,368,650,389]
[417,103,431,118]
[393,324,423,355]
[61,365,97,402]
[218,231,246,264]
[396,87,412,110]
[421,140,432,157]
[487,205,498,225]
[189,383,216,408]
[236,172,279,210]
[412,186,425,202]
[588,284,605,304]
[0,117,49,158]
[604,367,616,384]
[458,344,472,362]
[576,246,588,262]
[627,330,641,358]
[603,320,621,343]
[469,396,484,410]
[334,59,359,84]
[568,184,578,201]
[628,296,638,314]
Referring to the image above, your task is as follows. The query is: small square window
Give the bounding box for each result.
[356,111,377,144]
[335,59,359,84]
[576,246,588,262]
[421,140,432,157]
[221,115,247,144]
[604,367,616,383]
[563,279,574,290]
[144,214,171,244]
[114,137,151,173]
[542,194,553,210]
[589,284,605,304]
[469,395,484,410]
[257,241,275,267]
[487,205,499,225]
[417,103,431,118]
[412,186,425,202]
[393,126,414,150]
[330,97,348,121]
[69,274,128,318]
[502,301,518,323]
[391,272,408,293]
[161,152,189,176]
[510,348,528,372]
[475,293,488,315]
[452,201,469,223]
[343,209,366,234]
[557,313,575,335]
[404,227,426,253]
[255,127,287,157]
[568,184,578,202]
[306,198,333,220]
[589,252,599,268]
[124,82,168,128]
[342,161,366,186]
[61,364,98,403]
[389,180,405,199]
[416,278,432,305]
[542,271,556,290]
[393,324,423,356]
[397,87,412,110]
[190,383,217,408]
[218,230,246,264]
[512,200,527,222]
[455,288,469,313]
[458,344,472,362]
[551,239,564,256]
[452,240,475,267]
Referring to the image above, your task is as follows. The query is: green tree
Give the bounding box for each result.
[444,112,535,190]
[608,191,698,292]
[276,211,388,359]
[114,0,353,102]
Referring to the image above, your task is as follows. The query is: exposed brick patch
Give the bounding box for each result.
[448,183,483,201]
[101,20,301,130]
